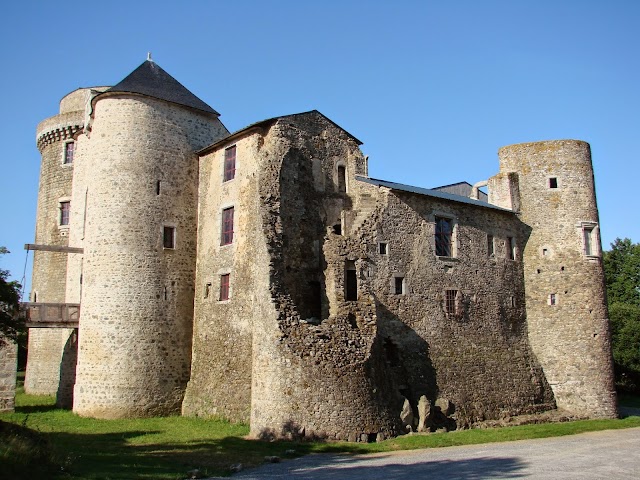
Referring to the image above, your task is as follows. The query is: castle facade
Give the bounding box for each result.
[24,60,617,440]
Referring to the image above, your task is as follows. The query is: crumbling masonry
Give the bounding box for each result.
[24,59,617,440]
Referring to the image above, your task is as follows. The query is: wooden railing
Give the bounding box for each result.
[22,303,80,328]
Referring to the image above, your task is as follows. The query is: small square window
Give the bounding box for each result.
[163,226,176,249]
[221,207,234,245]
[394,276,405,295]
[64,141,75,164]
[60,201,70,226]
[219,274,230,301]
[549,177,558,189]
[379,242,388,255]
[224,146,236,182]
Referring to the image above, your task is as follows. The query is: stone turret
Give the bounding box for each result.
[68,60,228,418]
[492,140,617,418]
[25,87,106,398]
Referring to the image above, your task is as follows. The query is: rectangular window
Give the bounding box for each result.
[379,242,388,255]
[487,235,494,256]
[163,226,176,249]
[549,293,557,306]
[345,261,357,301]
[549,177,558,189]
[221,207,234,245]
[435,216,453,257]
[224,146,236,182]
[394,276,405,295]
[507,236,516,260]
[219,274,230,301]
[445,289,457,315]
[64,141,75,164]
[60,201,70,226]
[204,282,211,299]
[584,227,594,256]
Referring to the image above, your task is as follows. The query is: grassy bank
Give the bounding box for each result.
[2,391,640,479]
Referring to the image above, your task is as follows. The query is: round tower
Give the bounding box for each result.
[25,88,99,396]
[498,140,617,418]
[71,60,228,418]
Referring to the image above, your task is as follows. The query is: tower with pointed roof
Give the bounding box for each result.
[43,59,229,417]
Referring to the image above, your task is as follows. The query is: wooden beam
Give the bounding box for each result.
[24,243,83,254]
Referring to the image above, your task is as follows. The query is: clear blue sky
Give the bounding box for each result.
[1,0,639,294]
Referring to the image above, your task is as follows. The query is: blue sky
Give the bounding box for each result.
[1,0,639,293]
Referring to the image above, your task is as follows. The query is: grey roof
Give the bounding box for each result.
[432,181,488,202]
[106,60,218,115]
[198,110,362,155]
[355,176,512,212]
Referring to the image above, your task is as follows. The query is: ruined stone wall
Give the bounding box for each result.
[72,94,228,418]
[0,339,17,412]
[496,140,617,418]
[249,113,402,441]
[183,131,270,421]
[25,92,88,395]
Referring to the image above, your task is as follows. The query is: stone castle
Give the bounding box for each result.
[23,59,617,440]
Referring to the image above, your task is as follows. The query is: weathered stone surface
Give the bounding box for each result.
[400,398,414,432]
[0,339,17,412]
[417,395,431,432]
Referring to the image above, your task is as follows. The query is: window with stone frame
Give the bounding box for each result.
[221,207,234,245]
[435,216,454,257]
[219,274,230,301]
[445,289,458,315]
[59,201,70,226]
[223,145,236,182]
[581,223,599,257]
[507,236,516,260]
[487,234,494,257]
[64,141,75,164]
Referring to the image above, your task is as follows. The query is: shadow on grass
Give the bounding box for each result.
[33,429,373,479]
[15,404,59,414]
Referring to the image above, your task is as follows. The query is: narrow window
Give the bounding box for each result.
[60,201,70,226]
[487,235,494,256]
[507,236,516,260]
[333,223,342,235]
[64,141,75,164]
[219,274,230,301]
[445,289,457,315]
[337,165,346,193]
[549,293,557,306]
[394,276,405,295]
[156,180,161,195]
[583,226,594,255]
[549,177,558,189]
[542,248,548,256]
[379,242,388,255]
[510,296,516,307]
[221,207,234,245]
[204,282,211,299]
[224,146,236,182]
[345,261,357,301]
[163,226,176,249]
[435,216,453,257]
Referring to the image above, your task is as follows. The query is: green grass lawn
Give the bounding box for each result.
[2,389,640,480]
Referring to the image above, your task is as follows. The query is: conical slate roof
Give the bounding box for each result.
[107,59,219,115]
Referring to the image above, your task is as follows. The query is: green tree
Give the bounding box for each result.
[0,247,24,344]
[604,238,640,306]
[604,238,640,392]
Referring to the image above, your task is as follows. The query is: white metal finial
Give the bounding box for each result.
[147,52,152,61]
